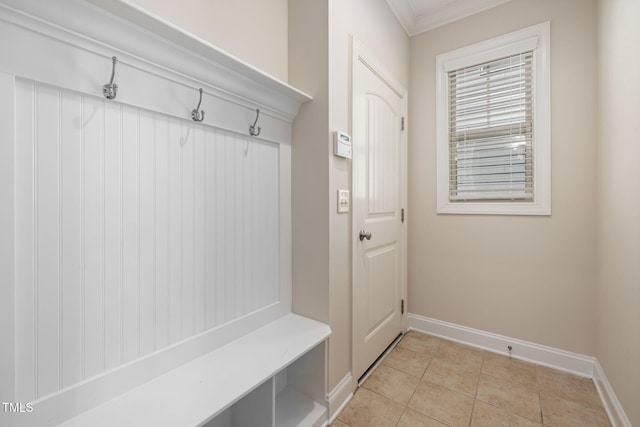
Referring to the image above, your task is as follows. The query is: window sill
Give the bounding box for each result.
[437,200,551,216]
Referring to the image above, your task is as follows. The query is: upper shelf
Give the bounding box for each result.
[0,0,311,120]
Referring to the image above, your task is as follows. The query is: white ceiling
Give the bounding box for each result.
[385,0,513,36]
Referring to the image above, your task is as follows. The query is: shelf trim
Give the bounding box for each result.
[0,0,311,120]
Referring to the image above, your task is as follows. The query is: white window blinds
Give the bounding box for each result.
[448,51,533,201]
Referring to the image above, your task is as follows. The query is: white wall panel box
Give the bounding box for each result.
[334,131,353,159]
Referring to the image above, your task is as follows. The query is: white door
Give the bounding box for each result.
[352,41,407,381]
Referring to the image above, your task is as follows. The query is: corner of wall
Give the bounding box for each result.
[325,372,355,423]
[288,0,331,324]
[593,359,634,427]
[594,0,640,424]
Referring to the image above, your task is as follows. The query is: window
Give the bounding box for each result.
[449,52,533,201]
[436,22,551,215]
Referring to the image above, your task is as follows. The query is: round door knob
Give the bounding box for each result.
[359,230,372,241]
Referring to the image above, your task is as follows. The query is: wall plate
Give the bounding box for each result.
[337,190,350,213]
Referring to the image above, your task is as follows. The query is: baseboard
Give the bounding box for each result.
[408,313,595,378]
[593,359,632,427]
[325,372,354,424]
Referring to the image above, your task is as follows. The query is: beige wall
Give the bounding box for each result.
[408,0,598,355]
[128,0,289,81]
[596,0,640,424]
[289,0,409,399]
[289,0,330,325]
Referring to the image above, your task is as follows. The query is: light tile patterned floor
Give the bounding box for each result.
[334,331,610,427]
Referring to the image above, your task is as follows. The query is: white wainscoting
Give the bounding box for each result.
[13,78,280,401]
[0,0,312,424]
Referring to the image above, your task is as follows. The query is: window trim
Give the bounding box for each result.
[436,21,551,215]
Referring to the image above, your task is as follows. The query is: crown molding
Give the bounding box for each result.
[386,0,513,36]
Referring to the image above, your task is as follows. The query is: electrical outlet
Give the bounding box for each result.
[337,190,350,213]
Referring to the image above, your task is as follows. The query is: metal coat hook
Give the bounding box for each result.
[191,88,205,122]
[249,108,261,136]
[103,56,118,100]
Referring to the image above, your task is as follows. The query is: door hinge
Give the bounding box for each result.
[401,208,405,223]
[401,117,405,131]
[401,299,405,315]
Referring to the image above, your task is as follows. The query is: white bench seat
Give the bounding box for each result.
[58,314,331,427]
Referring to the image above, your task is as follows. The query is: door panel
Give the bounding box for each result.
[364,244,397,337]
[353,43,406,380]
[366,96,398,216]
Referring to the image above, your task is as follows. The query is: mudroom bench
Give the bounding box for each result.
[0,1,322,426]
[59,314,331,427]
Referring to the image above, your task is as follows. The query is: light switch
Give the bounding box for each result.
[337,190,350,213]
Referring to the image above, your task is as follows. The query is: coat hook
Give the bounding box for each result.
[103,56,118,100]
[191,88,205,122]
[249,108,261,136]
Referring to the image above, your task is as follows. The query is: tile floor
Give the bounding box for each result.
[334,331,610,427]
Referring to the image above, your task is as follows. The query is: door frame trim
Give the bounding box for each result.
[351,37,408,381]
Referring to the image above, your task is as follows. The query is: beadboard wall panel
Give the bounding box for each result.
[13,79,281,402]
[0,3,307,423]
